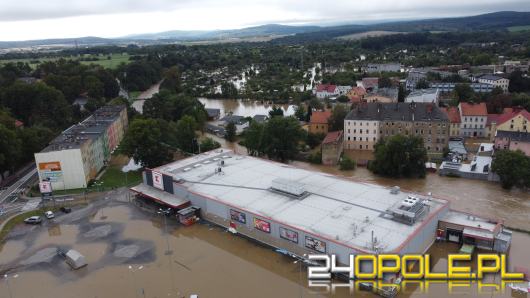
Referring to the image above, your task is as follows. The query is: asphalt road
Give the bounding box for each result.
[0,166,37,205]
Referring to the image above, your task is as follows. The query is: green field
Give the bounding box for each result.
[0,53,130,69]
[508,25,530,32]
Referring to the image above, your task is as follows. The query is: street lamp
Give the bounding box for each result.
[157,208,173,255]
[128,265,145,298]
[3,273,18,298]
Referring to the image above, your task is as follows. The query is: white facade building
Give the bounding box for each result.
[344,119,380,150]
[477,75,510,93]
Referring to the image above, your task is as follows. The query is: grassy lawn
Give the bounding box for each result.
[508,25,530,32]
[96,165,142,189]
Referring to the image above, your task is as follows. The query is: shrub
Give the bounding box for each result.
[339,156,356,170]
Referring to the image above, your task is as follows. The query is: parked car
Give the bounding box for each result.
[44,211,55,219]
[24,216,42,224]
[60,207,72,213]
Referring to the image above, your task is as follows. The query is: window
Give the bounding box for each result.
[353,137,356,141]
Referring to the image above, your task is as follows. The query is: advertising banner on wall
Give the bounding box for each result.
[305,236,326,253]
[39,181,53,196]
[230,209,246,224]
[152,171,164,190]
[38,162,62,182]
[253,218,271,233]
[280,227,299,243]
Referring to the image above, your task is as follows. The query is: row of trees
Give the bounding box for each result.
[491,150,530,189]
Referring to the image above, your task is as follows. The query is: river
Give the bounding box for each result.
[199,98,296,118]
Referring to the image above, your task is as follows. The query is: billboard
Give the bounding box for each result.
[39,181,52,195]
[280,227,299,243]
[253,218,271,233]
[305,236,326,253]
[152,171,164,190]
[230,209,246,224]
[38,161,62,182]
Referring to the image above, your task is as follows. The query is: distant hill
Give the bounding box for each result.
[124,24,321,40]
[1,11,530,49]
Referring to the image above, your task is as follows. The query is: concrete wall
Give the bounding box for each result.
[35,149,87,190]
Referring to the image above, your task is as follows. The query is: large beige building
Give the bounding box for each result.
[344,102,449,155]
[35,105,128,190]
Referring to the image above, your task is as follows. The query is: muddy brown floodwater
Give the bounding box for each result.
[0,197,529,298]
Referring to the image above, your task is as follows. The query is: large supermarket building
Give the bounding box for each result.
[132,150,472,264]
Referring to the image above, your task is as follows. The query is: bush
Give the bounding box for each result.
[200,137,221,152]
[307,151,322,164]
[339,156,356,170]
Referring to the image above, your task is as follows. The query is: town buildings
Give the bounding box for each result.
[494,130,530,156]
[405,88,440,104]
[359,77,379,91]
[459,102,488,138]
[321,130,344,166]
[430,83,494,94]
[34,105,128,190]
[313,84,352,99]
[364,87,399,103]
[363,63,402,73]
[309,110,332,135]
[344,102,449,155]
[477,75,510,93]
[439,143,499,182]
[441,107,461,137]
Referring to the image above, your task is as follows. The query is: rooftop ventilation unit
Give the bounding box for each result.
[270,178,308,199]
[386,195,429,225]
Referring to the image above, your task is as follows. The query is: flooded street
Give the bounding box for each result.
[199,98,296,118]
[131,81,163,114]
[0,198,528,298]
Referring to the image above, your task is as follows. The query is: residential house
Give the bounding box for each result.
[344,102,449,155]
[206,108,221,121]
[441,107,461,137]
[252,114,269,124]
[321,130,344,166]
[486,107,530,141]
[309,110,332,135]
[359,77,379,92]
[220,115,249,135]
[439,143,499,182]
[314,84,339,99]
[405,88,440,104]
[494,130,530,156]
[459,102,488,138]
[477,75,510,93]
[347,86,367,104]
[364,87,399,103]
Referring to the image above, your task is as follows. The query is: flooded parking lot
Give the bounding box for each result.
[0,196,528,298]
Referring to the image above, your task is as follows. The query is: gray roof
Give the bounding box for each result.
[205,108,221,117]
[496,130,530,142]
[345,102,448,122]
[221,115,248,125]
[366,87,399,101]
[252,114,268,123]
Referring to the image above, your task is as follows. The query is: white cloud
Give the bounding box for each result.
[0,0,529,41]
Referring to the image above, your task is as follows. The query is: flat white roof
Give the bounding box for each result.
[441,210,498,232]
[155,150,448,253]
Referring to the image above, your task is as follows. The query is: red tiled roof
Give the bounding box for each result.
[349,95,362,103]
[487,113,501,126]
[310,110,332,124]
[441,107,461,123]
[459,102,488,116]
[316,84,337,93]
[15,120,24,128]
[322,130,343,144]
[494,108,530,126]
[350,86,366,96]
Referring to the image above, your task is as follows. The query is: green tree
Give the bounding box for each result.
[17,126,54,163]
[200,137,221,152]
[262,116,304,162]
[225,122,237,142]
[328,104,349,132]
[0,124,22,178]
[268,106,284,118]
[294,104,306,121]
[221,82,238,98]
[175,115,198,153]
[243,122,265,156]
[121,118,171,168]
[369,135,427,178]
[160,66,182,94]
[339,156,356,170]
[453,84,475,102]
[336,95,349,103]
[492,150,530,189]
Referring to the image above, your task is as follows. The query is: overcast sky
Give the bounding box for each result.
[1,0,529,41]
